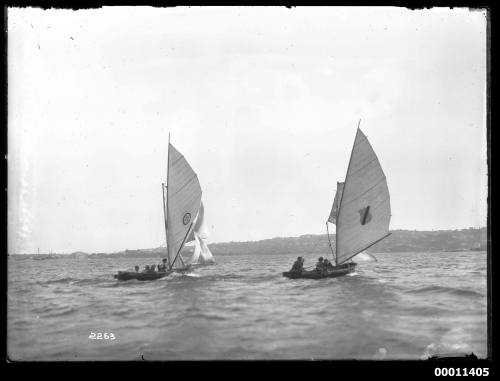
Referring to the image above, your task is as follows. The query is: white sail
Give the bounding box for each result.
[327,182,344,224]
[187,202,209,242]
[166,143,202,269]
[336,128,391,265]
[187,202,215,265]
[190,234,202,264]
[198,234,215,263]
[189,231,215,265]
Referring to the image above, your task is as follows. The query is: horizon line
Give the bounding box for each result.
[9,226,487,255]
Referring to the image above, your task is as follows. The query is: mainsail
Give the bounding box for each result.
[335,128,391,265]
[165,142,202,269]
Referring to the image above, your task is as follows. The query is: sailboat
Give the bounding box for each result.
[114,138,211,281]
[162,139,215,270]
[283,123,391,279]
[32,248,55,260]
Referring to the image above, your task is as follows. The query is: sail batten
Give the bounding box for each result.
[335,128,391,265]
[170,176,199,197]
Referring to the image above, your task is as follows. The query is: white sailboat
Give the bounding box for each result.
[161,137,216,270]
[115,138,211,281]
[284,122,391,279]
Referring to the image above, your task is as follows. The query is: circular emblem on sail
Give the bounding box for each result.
[183,213,191,225]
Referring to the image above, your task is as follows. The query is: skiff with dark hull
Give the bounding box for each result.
[114,137,214,281]
[283,262,357,279]
[284,122,391,280]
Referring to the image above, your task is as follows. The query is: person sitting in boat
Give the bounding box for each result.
[158,258,167,272]
[150,264,157,272]
[143,265,150,273]
[326,260,334,270]
[291,257,304,273]
[134,265,139,272]
[316,257,325,273]
[323,259,333,272]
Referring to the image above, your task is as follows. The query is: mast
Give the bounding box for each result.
[165,133,171,268]
[162,183,169,267]
[335,119,361,264]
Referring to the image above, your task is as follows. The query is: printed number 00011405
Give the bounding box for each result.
[434,368,489,377]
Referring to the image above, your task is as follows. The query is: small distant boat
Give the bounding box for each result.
[115,137,212,281]
[283,122,392,280]
[32,248,56,260]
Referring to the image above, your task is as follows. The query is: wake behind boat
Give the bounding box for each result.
[284,122,391,280]
[114,137,214,281]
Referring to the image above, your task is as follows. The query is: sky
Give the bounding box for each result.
[8,6,488,254]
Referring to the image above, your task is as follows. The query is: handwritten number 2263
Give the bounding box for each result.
[88,332,115,340]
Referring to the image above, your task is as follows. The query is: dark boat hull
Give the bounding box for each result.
[283,262,357,279]
[113,271,171,281]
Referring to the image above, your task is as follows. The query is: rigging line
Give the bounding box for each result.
[326,222,336,263]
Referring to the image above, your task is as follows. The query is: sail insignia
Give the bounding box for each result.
[359,206,372,225]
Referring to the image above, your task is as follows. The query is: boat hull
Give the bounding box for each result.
[113,271,171,281]
[283,262,357,279]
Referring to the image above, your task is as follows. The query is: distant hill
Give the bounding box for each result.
[207,228,487,256]
[86,227,487,258]
[9,228,487,259]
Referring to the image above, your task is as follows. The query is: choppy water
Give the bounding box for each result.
[8,251,487,361]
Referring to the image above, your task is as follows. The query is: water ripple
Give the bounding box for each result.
[8,251,487,360]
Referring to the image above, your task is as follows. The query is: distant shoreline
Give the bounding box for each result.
[10,227,487,258]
